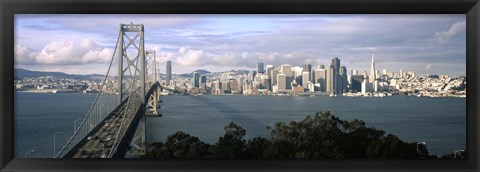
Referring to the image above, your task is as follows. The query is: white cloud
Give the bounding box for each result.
[15,39,113,65]
[176,47,208,66]
[15,14,467,75]
[433,21,466,43]
[15,44,38,65]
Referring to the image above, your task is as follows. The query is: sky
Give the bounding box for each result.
[14,14,466,76]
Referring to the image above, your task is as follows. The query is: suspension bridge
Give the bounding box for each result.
[54,23,166,158]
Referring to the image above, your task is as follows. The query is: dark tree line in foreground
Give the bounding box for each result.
[143,111,445,159]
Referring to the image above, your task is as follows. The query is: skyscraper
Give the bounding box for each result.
[303,64,312,83]
[302,71,310,88]
[332,58,340,73]
[330,58,341,95]
[369,53,376,82]
[271,69,279,86]
[326,65,335,94]
[277,74,286,91]
[314,68,326,92]
[249,70,257,81]
[166,61,172,86]
[303,64,312,73]
[265,65,274,91]
[192,72,200,88]
[280,64,293,77]
[351,75,364,93]
[339,66,348,93]
[257,62,265,74]
[199,75,207,89]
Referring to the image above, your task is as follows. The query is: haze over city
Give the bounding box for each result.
[15,14,466,76]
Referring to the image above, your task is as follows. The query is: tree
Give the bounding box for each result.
[214,122,248,158]
[144,111,430,159]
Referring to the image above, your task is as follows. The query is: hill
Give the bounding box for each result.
[14,68,105,81]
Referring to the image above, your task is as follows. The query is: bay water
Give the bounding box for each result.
[15,92,466,158]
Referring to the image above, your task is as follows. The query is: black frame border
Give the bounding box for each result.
[1,0,479,171]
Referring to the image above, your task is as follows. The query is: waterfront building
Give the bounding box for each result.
[214,79,222,95]
[222,80,231,94]
[292,86,304,94]
[230,79,240,94]
[166,61,172,86]
[307,82,315,92]
[272,84,279,93]
[236,75,245,93]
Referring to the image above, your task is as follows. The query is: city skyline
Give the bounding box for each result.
[15,14,466,76]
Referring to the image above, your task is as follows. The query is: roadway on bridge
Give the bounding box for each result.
[71,102,129,158]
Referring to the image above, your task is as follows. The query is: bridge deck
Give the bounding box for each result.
[68,102,128,158]
[63,83,161,158]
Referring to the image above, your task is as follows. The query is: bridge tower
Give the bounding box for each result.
[145,50,160,116]
[116,23,147,155]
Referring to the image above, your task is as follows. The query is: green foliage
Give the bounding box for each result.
[214,122,248,158]
[143,111,429,159]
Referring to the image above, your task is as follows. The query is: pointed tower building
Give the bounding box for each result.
[369,53,376,83]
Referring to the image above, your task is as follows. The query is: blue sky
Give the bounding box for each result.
[14,14,466,76]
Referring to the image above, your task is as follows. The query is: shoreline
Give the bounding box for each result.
[15,90,465,98]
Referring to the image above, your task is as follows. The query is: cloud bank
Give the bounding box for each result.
[15,39,113,65]
[15,14,467,76]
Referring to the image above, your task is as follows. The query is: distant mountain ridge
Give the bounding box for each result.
[14,68,105,80]
[192,69,211,75]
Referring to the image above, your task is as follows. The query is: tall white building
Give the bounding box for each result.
[369,53,376,83]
